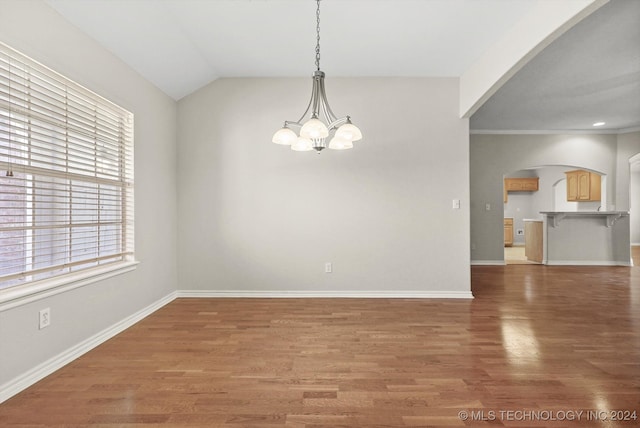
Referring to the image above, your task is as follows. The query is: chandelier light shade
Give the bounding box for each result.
[272,0,362,153]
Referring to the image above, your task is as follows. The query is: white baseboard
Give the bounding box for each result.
[177,290,474,299]
[546,260,633,266]
[471,260,506,266]
[0,291,177,404]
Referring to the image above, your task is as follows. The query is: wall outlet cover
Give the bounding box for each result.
[39,308,51,329]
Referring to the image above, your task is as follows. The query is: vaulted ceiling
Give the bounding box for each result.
[471,0,640,132]
[44,0,639,132]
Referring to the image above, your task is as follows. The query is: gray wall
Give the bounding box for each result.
[470,134,618,263]
[177,77,471,295]
[0,1,178,385]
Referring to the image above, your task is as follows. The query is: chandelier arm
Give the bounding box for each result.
[311,75,322,118]
[318,77,339,123]
[320,103,345,132]
[320,102,332,128]
[284,120,303,129]
[327,117,350,131]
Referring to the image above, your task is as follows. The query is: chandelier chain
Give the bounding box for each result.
[315,0,321,71]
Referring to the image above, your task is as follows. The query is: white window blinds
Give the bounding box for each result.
[0,42,134,290]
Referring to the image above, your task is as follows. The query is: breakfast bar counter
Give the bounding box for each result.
[540,211,631,266]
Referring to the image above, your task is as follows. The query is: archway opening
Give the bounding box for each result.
[503,165,607,264]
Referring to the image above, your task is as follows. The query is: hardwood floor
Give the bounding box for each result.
[2,266,640,427]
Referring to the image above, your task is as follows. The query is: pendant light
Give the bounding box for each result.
[272,0,362,153]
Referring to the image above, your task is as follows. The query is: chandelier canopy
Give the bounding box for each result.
[272,0,362,153]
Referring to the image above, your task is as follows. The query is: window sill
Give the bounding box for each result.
[0,261,139,312]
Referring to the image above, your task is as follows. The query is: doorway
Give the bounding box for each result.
[503,165,607,264]
[503,168,540,265]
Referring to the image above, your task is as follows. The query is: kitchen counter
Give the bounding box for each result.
[540,211,629,227]
[540,211,631,266]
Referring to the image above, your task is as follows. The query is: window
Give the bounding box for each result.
[0,42,134,292]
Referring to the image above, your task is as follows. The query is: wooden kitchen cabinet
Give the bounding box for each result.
[504,218,513,247]
[565,170,601,201]
[504,178,539,202]
[504,177,539,191]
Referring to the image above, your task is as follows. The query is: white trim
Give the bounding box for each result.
[0,261,140,312]
[619,126,640,134]
[177,290,474,299]
[632,243,640,246]
[470,129,620,135]
[471,260,506,266]
[545,260,633,266]
[0,291,176,404]
[470,127,640,135]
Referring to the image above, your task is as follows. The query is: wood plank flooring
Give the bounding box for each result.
[1,265,640,427]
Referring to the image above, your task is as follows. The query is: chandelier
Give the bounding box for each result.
[272,0,362,153]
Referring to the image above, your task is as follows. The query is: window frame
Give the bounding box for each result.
[0,42,135,309]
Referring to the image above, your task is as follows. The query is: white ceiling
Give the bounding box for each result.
[44,0,638,133]
[471,0,640,132]
[45,0,538,100]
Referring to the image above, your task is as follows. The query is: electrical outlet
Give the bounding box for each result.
[517,229,524,236]
[39,308,51,329]
[452,199,460,209]
[325,262,332,273]
[485,203,491,211]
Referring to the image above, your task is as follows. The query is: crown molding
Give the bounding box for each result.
[618,126,640,134]
[470,127,640,135]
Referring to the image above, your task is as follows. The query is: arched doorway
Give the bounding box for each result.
[503,165,607,264]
